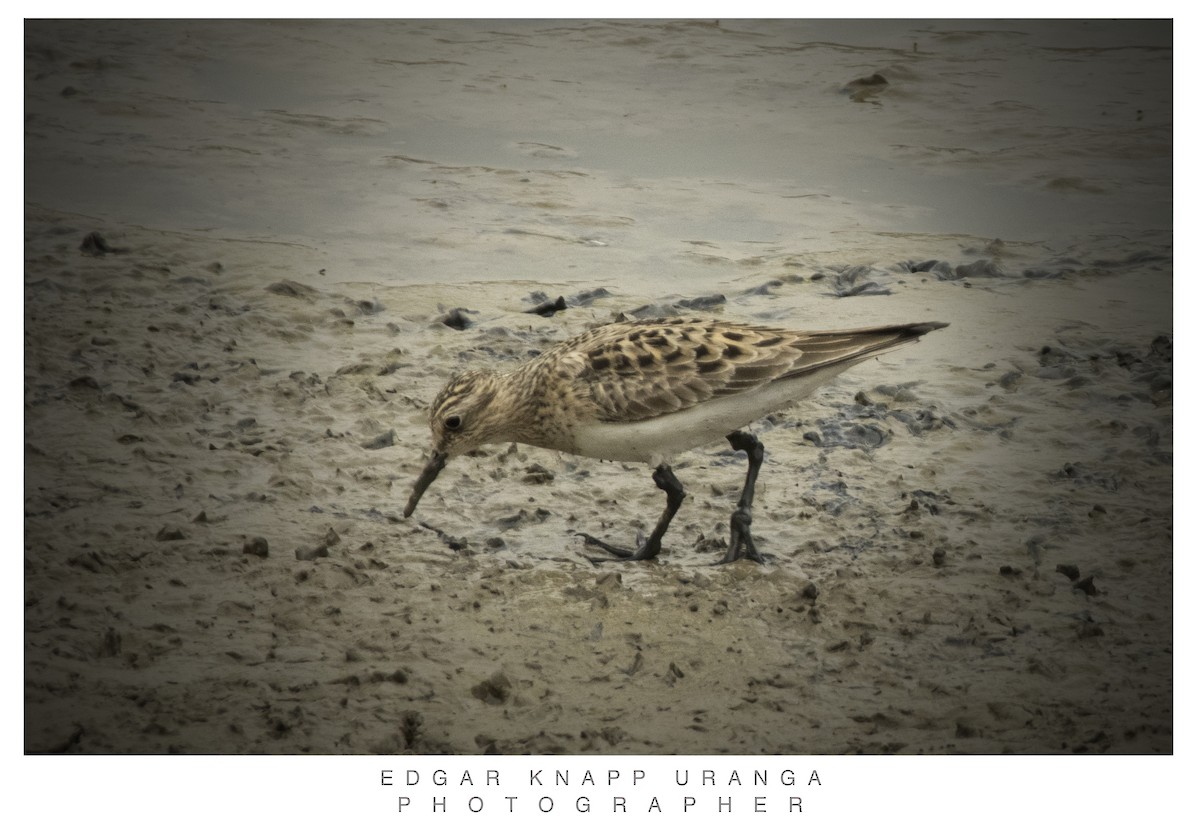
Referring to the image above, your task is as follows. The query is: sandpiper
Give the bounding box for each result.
[404,316,947,563]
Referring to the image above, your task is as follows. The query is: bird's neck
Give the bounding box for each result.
[486,361,570,451]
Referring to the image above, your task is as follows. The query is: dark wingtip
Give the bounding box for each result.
[909,321,950,335]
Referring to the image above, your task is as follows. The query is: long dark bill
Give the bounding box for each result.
[403,450,448,518]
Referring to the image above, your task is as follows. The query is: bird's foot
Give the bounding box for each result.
[716,507,766,565]
[575,531,662,564]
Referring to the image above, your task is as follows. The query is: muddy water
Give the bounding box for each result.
[26,19,1170,283]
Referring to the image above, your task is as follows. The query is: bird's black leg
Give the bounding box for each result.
[720,430,766,564]
[577,464,685,563]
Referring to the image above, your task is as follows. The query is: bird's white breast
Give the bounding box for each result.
[570,366,853,465]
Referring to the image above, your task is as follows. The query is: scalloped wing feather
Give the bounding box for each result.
[548,317,940,423]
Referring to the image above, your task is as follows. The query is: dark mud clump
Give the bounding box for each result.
[526,295,567,317]
[440,307,475,330]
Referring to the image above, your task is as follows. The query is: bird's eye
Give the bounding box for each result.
[444,414,463,431]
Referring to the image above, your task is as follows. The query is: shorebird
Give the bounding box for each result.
[404,316,947,563]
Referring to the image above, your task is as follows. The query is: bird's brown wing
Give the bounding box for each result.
[555,317,943,423]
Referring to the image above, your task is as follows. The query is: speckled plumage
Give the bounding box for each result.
[404,316,947,563]
[419,317,945,462]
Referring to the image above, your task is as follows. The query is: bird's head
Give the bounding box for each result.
[403,370,505,517]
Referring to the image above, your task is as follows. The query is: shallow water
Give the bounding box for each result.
[26,19,1171,288]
